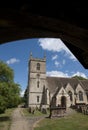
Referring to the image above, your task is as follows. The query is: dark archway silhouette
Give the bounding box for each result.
[61,96,66,107]
[0,2,88,68]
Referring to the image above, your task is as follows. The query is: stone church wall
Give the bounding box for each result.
[65,83,75,106]
[76,84,87,104]
[27,54,88,109]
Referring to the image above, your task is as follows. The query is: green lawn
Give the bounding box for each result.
[23,108,49,117]
[34,113,88,130]
[0,108,14,130]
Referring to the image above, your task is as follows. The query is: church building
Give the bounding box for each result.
[27,53,88,109]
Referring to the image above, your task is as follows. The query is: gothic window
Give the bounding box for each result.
[68,91,73,101]
[37,81,40,88]
[37,63,40,70]
[86,91,88,101]
[87,94,88,101]
[79,91,83,101]
[37,96,39,103]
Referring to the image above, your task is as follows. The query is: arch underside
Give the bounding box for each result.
[0,2,88,68]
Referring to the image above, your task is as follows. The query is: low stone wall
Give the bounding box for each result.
[80,106,88,115]
[76,104,88,115]
[49,107,66,118]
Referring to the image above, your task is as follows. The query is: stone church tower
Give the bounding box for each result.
[27,53,49,108]
[27,53,88,109]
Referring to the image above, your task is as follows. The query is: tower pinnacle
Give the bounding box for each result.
[44,52,46,59]
[30,52,32,59]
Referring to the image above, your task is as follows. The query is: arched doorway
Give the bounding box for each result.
[51,96,57,107]
[61,96,66,107]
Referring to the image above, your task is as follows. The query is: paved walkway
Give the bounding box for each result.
[10,107,76,130]
[10,108,45,130]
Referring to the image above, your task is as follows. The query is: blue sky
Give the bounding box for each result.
[0,38,88,96]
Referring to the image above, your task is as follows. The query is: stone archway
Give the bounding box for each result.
[61,96,66,107]
[51,97,57,107]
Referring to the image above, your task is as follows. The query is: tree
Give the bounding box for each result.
[0,95,7,113]
[0,61,14,82]
[0,61,21,113]
[6,83,21,108]
[23,88,28,106]
[72,75,87,80]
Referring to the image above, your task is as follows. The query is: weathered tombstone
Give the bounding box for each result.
[49,107,66,118]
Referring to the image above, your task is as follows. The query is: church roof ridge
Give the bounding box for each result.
[46,76,80,92]
[79,80,88,90]
[46,76,78,80]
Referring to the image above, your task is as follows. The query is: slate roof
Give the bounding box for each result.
[80,80,88,90]
[46,77,62,94]
[46,77,88,94]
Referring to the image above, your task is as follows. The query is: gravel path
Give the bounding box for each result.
[10,108,45,130]
[10,107,76,130]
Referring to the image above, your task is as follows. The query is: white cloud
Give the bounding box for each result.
[47,70,69,77]
[72,71,87,79]
[47,70,87,79]
[65,70,69,73]
[39,38,67,52]
[62,59,66,65]
[68,52,77,61]
[20,89,25,97]
[55,61,60,67]
[52,54,58,60]
[6,58,20,65]
[38,38,77,61]
[70,71,75,74]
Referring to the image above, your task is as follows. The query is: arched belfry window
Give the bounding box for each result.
[79,91,83,101]
[37,63,40,70]
[37,81,40,88]
[37,96,39,103]
[68,91,73,101]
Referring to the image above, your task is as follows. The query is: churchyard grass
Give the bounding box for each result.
[34,112,88,130]
[23,108,49,117]
[0,108,14,130]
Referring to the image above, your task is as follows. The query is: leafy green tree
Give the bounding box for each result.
[23,88,28,106]
[0,95,7,114]
[6,83,21,108]
[72,75,87,80]
[0,61,14,82]
[0,61,21,113]
[0,82,8,113]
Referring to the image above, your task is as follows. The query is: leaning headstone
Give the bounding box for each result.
[41,108,47,114]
